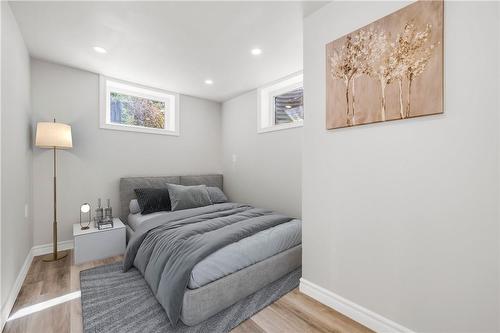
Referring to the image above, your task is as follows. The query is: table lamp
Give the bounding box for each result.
[35,119,72,262]
[80,203,91,230]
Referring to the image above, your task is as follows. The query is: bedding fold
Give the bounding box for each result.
[188,219,301,288]
[123,203,295,325]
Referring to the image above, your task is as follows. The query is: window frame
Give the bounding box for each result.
[257,72,303,133]
[99,75,180,136]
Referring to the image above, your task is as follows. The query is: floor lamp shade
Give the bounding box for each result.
[35,122,72,149]
[35,120,72,262]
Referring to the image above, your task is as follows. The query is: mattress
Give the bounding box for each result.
[189,218,301,288]
[127,210,301,289]
[125,224,135,243]
[181,245,302,326]
[128,211,170,231]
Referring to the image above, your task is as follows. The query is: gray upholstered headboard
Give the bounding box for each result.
[119,174,223,223]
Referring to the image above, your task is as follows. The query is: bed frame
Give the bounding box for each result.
[118,174,301,326]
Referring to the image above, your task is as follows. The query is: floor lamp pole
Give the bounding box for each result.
[42,146,68,262]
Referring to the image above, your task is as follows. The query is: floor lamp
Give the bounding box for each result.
[35,119,73,262]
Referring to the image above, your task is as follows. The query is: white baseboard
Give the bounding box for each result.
[299,278,414,333]
[32,240,74,257]
[0,248,34,331]
[0,240,74,331]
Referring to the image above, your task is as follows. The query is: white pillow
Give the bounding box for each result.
[129,199,141,214]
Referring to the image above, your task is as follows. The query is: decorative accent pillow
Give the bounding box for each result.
[129,199,141,214]
[207,187,228,204]
[134,188,171,215]
[166,183,212,211]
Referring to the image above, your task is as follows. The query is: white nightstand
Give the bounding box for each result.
[73,218,126,264]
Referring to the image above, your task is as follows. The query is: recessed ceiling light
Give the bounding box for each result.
[204,79,213,85]
[93,46,107,54]
[251,48,262,55]
[285,105,292,109]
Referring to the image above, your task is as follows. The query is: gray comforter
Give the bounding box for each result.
[123,203,295,325]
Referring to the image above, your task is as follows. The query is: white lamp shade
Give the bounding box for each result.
[35,122,72,149]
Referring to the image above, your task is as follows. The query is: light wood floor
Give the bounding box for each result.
[3,251,372,333]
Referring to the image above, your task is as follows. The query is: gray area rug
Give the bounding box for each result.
[80,262,301,333]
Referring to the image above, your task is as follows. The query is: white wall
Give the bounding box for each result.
[222,90,302,218]
[31,59,222,246]
[303,1,499,332]
[1,1,33,312]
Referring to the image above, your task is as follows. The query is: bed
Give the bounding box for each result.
[119,175,302,326]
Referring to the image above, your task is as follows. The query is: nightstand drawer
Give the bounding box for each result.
[74,219,125,264]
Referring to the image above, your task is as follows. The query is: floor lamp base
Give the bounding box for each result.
[41,250,69,262]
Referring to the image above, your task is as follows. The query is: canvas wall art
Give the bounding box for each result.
[326,1,443,129]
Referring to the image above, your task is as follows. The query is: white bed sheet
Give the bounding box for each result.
[127,211,171,231]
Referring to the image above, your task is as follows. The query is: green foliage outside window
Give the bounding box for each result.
[110,92,166,129]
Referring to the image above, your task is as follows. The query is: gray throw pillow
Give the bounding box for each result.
[166,183,212,211]
[129,199,141,214]
[207,187,228,204]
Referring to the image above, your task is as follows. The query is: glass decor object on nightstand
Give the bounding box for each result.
[94,198,104,227]
[80,203,91,230]
[98,199,114,230]
[104,199,112,221]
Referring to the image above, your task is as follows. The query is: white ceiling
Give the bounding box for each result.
[10,1,328,102]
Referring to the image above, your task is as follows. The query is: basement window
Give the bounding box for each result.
[258,72,303,133]
[99,76,179,136]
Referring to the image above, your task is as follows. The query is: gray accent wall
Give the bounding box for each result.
[1,1,33,313]
[303,1,499,332]
[222,90,302,218]
[31,59,222,246]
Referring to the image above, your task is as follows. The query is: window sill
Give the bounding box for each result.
[257,121,303,134]
[100,123,180,136]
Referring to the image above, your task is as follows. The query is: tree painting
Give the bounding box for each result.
[325,1,443,129]
[397,23,437,118]
[329,35,357,126]
[329,29,390,126]
[364,30,394,121]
